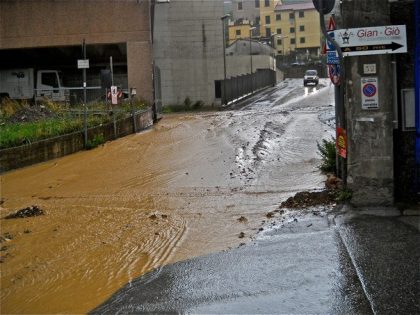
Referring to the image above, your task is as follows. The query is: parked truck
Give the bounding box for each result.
[0,68,69,102]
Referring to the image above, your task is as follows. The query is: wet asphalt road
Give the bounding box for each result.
[91,209,372,314]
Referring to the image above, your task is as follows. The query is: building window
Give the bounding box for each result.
[236,30,241,36]
[300,37,305,43]
[265,0,270,7]
[256,17,260,25]
[290,38,296,44]
[238,1,243,10]
[265,15,271,24]
[278,50,282,54]
[277,39,282,45]
[255,0,260,8]
[276,14,281,21]
[290,27,295,33]
[289,12,295,19]
[276,28,282,34]
[299,11,304,18]
[299,25,305,32]
[265,27,271,37]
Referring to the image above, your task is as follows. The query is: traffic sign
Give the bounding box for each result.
[328,64,341,86]
[327,51,340,65]
[361,77,379,109]
[333,25,407,56]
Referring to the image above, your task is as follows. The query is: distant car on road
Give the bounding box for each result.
[303,70,319,87]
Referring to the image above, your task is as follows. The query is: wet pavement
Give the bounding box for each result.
[92,206,419,314]
[91,208,373,314]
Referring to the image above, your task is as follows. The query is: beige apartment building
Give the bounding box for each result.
[0,0,153,103]
[259,0,282,39]
[258,0,321,56]
[273,1,321,56]
[228,21,254,45]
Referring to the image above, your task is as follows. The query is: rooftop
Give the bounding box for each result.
[275,1,316,11]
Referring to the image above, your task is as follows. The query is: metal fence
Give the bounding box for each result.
[221,69,276,105]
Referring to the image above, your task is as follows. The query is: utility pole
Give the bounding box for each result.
[82,39,88,146]
[341,0,394,206]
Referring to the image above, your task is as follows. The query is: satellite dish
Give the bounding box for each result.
[312,0,336,14]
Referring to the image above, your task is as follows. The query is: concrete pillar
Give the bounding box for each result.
[127,41,153,104]
[342,0,394,206]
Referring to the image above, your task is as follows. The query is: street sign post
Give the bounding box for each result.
[328,64,341,86]
[333,25,407,56]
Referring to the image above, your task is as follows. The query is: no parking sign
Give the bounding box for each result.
[361,77,379,110]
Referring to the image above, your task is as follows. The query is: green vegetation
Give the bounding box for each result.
[0,98,149,149]
[317,138,337,175]
[335,188,353,202]
[85,134,105,150]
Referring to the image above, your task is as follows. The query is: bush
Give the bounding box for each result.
[317,138,336,175]
[85,134,105,150]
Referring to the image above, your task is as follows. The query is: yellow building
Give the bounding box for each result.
[228,22,253,45]
[272,1,321,56]
[259,0,282,38]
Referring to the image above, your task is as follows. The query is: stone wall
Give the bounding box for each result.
[0,109,153,173]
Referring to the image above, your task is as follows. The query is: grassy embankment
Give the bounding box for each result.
[0,99,148,149]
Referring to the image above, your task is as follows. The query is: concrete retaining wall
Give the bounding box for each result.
[0,108,153,174]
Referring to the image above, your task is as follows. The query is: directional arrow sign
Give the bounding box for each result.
[342,42,404,54]
[333,25,407,56]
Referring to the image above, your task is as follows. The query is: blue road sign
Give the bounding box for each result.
[327,51,340,65]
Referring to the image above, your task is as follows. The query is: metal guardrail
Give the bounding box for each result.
[221,69,276,105]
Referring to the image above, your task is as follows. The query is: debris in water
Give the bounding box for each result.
[149,214,158,220]
[237,216,248,223]
[279,190,336,209]
[266,212,275,218]
[4,206,44,219]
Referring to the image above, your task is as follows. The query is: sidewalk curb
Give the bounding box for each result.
[333,205,420,314]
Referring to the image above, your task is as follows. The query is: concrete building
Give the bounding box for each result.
[153,0,277,108]
[153,0,225,107]
[0,0,153,103]
[225,39,277,76]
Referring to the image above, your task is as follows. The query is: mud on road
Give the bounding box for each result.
[0,79,335,314]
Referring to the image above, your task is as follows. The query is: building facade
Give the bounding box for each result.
[231,0,261,33]
[153,0,225,106]
[228,21,254,44]
[0,0,153,103]
[273,1,321,56]
[259,0,282,39]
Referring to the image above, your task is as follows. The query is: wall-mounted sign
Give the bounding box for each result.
[361,77,379,110]
[333,25,407,57]
[363,64,377,74]
[77,59,90,69]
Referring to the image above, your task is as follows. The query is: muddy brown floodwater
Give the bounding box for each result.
[0,86,332,313]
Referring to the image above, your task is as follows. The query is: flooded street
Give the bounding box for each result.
[0,79,335,314]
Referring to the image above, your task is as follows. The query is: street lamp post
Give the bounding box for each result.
[221,14,230,106]
[150,0,170,121]
[249,26,256,93]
